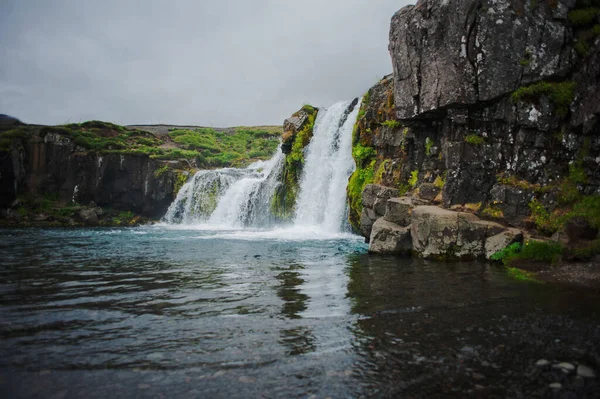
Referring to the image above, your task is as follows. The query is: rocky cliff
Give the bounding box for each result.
[350,0,600,242]
[351,0,600,253]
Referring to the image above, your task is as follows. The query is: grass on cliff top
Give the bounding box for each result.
[7,120,281,168]
[168,127,280,167]
[511,81,576,117]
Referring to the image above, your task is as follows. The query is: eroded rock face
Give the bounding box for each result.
[369,218,412,255]
[3,132,181,218]
[389,0,574,119]
[360,184,400,238]
[353,0,600,239]
[384,197,414,227]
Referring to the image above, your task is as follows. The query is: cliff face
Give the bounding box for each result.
[0,123,188,221]
[354,0,600,240]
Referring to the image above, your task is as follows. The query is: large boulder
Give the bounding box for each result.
[411,205,509,259]
[389,0,573,119]
[369,218,412,255]
[384,197,413,227]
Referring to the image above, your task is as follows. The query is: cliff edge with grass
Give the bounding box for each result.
[351,0,600,262]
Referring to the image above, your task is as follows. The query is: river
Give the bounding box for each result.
[1,226,598,398]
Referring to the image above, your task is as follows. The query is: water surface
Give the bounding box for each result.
[1,227,598,398]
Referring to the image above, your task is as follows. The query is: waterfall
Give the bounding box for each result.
[163,99,360,233]
[293,99,359,233]
[163,148,284,227]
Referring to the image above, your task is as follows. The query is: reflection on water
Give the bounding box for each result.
[0,227,598,398]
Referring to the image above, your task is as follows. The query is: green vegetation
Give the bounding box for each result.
[511,81,576,117]
[0,126,37,151]
[18,121,281,168]
[347,94,378,230]
[272,105,318,220]
[425,137,434,156]
[481,205,504,219]
[382,120,402,129]
[173,170,190,195]
[506,267,541,283]
[408,170,419,188]
[568,7,599,26]
[490,240,563,266]
[167,127,279,167]
[464,134,485,145]
[347,160,375,224]
[433,175,445,189]
[154,165,169,178]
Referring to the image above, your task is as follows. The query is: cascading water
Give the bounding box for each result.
[163,99,360,233]
[163,148,284,227]
[293,99,360,233]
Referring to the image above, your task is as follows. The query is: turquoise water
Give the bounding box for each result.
[0,227,598,398]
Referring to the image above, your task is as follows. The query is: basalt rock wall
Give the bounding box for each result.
[353,0,600,240]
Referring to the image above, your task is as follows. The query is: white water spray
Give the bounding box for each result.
[293,100,360,233]
[163,99,360,235]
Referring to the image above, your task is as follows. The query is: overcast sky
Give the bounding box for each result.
[0,0,413,127]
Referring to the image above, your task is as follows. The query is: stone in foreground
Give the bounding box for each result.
[369,218,412,255]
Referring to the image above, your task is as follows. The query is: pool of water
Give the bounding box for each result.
[1,227,598,398]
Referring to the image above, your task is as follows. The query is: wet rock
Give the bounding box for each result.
[485,228,523,260]
[536,359,550,367]
[78,209,98,225]
[577,364,596,378]
[549,382,562,390]
[383,197,413,227]
[553,362,575,372]
[369,219,412,255]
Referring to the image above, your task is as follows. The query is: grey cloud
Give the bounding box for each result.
[0,0,413,126]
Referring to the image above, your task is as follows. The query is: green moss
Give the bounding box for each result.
[154,165,169,178]
[382,120,402,128]
[347,160,375,229]
[481,205,504,219]
[465,134,485,145]
[374,159,390,183]
[506,267,541,283]
[0,126,37,151]
[511,81,577,117]
[491,240,563,266]
[433,175,445,189]
[408,170,419,188]
[167,127,279,167]
[568,7,599,26]
[352,143,376,165]
[424,137,434,156]
[173,171,190,194]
